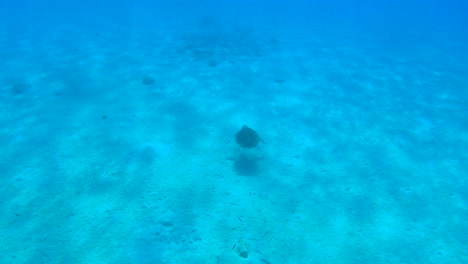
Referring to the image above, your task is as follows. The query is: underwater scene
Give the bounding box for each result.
[0,0,467,263]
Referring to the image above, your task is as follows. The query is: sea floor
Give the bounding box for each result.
[0,21,467,263]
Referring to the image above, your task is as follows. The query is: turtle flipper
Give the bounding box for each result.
[258,136,266,144]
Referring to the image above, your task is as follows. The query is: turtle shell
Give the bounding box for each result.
[235,125,265,148]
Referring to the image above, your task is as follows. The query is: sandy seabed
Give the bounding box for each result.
[0,22,467,263]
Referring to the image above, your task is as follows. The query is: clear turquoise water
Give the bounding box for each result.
[0,1,467,263]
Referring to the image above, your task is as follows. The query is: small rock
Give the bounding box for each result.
[142,75,155,85]
[11,83,29,95]
[236,238,249,258]
[208,60,218,67]
[239,250,248,258]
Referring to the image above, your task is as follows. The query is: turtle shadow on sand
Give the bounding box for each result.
[233,154,261,176]
[231,125,265,176]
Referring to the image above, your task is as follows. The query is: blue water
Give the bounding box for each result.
[1,1,467,263]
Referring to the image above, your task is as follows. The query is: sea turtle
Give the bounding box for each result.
[235,125,265,148]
